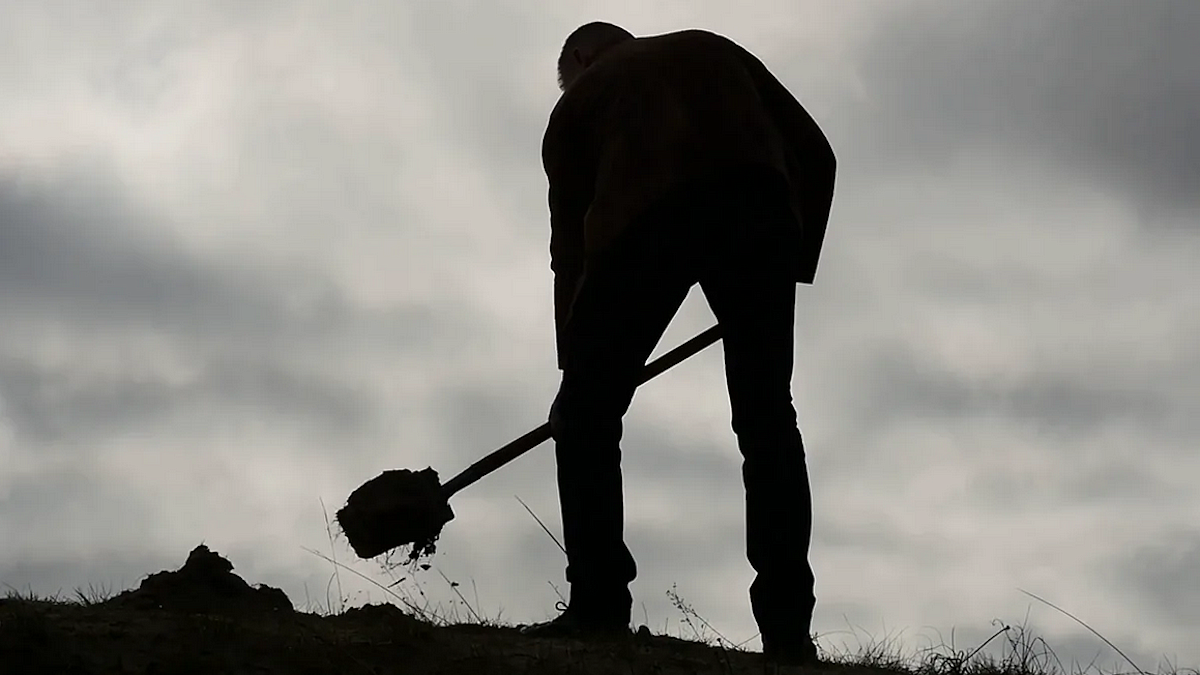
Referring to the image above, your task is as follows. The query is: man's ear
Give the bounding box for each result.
[573,47,590,68]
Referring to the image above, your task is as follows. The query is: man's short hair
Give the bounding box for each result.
[558,21,635,89]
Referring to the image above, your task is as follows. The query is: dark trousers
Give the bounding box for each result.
[550,168,816,640]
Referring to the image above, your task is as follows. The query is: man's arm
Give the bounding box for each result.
[548,178,587,369]
[733,44,836,280]
[542,104,594,369]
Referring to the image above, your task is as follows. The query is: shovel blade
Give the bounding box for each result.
[336,467,455,560]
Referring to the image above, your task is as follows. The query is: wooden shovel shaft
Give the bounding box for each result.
[440,324,722,498]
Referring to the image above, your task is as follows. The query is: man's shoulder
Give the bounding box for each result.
[543,27,759,138]
[638,28,737,47]
[601,28,743,63]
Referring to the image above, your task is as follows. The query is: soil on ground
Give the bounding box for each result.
[0,546,840,674]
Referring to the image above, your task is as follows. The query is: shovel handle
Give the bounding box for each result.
[440,324,722,498]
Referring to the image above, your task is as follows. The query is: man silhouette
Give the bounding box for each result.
[520,22,836,668]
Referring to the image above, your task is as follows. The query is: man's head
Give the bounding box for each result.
[557,21,635,90]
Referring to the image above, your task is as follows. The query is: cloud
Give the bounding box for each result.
[853,343,1199,444]
[851,0,1200,221]
[0,352,376,446]
[1119,533,1200,629]
[0,169,366,345]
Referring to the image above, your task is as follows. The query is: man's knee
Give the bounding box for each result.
[550,378,634,443]
[729,396,799,440]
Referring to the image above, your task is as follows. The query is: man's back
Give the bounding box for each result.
[543,29,832,283]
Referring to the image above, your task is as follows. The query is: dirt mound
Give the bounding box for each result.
[331,601,423,628]
[102,544,292,614]
[336,467,454,561]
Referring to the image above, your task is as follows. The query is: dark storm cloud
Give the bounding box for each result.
[0,352,376,446]
[969,458,1177,508]
[851,345,1197,444]
[0,171,349,341]
[0,167,468,353]
[1118,534,1200,629]
[0,168,475,446]
[854,0,1200,219]
[393,1,566,222]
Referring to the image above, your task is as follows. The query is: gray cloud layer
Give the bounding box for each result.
[852,0,1200,221]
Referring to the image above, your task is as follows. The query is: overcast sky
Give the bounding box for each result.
[2,0,1198,669]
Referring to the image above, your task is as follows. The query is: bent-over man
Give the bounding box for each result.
[520,22,836,669]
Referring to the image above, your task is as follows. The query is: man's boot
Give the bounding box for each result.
[762,634,820,670]
[519,585,632,639]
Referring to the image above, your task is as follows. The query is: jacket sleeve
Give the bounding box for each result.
[734,44,837,281]
[543,104,594,369]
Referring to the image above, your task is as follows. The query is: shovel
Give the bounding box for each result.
[336,324,722,561]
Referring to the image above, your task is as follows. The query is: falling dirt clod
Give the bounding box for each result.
[335,467,454,561]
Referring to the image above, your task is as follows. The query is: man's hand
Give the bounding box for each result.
[548,386,573,441]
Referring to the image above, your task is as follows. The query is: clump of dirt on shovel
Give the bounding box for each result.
[103,544,293,614]
[335,467,454,562]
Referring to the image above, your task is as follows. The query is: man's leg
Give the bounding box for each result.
[690,166,817,659]
[550,235,693,625]
[701,272,816,653]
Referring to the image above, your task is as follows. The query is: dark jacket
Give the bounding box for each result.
[542,29,836,356]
